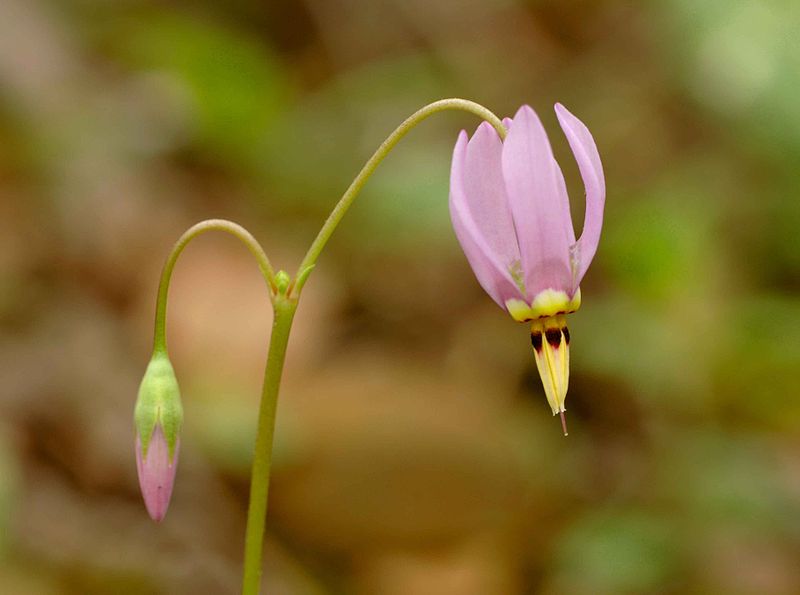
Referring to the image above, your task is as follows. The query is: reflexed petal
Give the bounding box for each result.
[136,424,179,523]
[450,130,523,307]
[554,159,577,247]
[555,103,605,287]
[502,105,575,298]
[462,122,521,267]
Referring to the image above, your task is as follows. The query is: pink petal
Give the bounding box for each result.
[554,103,605,287]
[502,105,575,298]
[136,425,179,523]
[554,158,577,246]
[462,121,521,267]
[450,130,523,307]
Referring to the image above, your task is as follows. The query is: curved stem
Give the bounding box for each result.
[149,100,506,593]
[152,219,276,354]
[290,98,506,297]
[241,295,297,595]
[149,217,286,593]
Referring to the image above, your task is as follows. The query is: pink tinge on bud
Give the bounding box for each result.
[135,424,179,522]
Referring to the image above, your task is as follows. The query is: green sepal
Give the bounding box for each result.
[134,352,183,460]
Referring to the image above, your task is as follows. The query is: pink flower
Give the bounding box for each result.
[449,104,605,433]
[135,424,180,522]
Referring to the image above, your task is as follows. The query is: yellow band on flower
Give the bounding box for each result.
[505,288,581,322]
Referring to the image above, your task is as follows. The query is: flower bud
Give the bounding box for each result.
[274,270,291,295]
[134,353,183,522]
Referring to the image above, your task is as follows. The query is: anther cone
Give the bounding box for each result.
[530,315,571,433]
[135,424,179,522]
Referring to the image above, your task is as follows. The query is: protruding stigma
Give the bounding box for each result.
[530,314,571,432]
[559,410,568,436]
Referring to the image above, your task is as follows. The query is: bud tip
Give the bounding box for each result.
[135,424,179,522]
[274,270,291,295]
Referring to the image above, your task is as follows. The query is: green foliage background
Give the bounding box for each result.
[1,0,799,593]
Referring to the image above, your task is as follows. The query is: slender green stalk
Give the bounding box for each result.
[241,296,297,595]
[290,98,506,297]
[152,219,276,354]
[148,100,506,595]
[149,217,284,593]
[237,98,505,593]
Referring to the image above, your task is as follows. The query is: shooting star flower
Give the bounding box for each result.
[449,104,605,434]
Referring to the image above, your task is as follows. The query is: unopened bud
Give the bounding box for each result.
[134,353,183,521]
[274,270,291,295]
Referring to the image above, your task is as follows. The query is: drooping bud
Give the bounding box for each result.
[530,315,571,435]
[134,352,183,522]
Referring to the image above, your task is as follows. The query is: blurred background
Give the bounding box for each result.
[1,0,799,593]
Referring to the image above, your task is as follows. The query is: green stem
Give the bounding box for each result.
[149,217,285,593]
[237,98,505,594]
[152,219,276,354]
[290,98,506,297]
[241,296,297,595]
[149,100,506,594]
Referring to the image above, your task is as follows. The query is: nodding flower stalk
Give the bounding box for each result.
[136,99,566,595]
[449,104,606,434]
[135,219,276,525]
[291,98,506,295]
